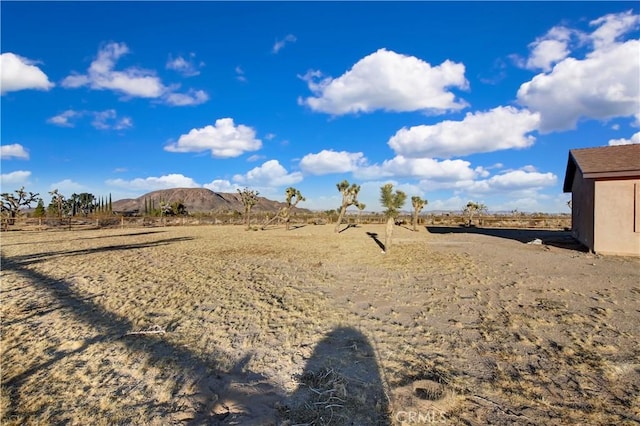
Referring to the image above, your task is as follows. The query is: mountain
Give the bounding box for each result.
[112,188,312,214]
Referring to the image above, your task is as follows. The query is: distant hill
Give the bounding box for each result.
[112,188,312,214]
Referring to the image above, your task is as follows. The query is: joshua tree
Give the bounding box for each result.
[69,193,80,216]
[159,201,170,218]
[48,189,68,218]
[1,186,39,225]
[284,187,305,230]
[170,201,188,216]
[78,193,96,216]
[380,183,407,253]
[334,180,362,233]
[411,196,427,231]
[463,201,487,226]
[263,187,305,230]
[68,192,96,216]
[238,187,259,230]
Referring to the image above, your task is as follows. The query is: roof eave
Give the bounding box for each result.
[583,170,640,179]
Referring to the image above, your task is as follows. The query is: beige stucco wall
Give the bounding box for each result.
[593,179,640,256]
[571,169,595,251]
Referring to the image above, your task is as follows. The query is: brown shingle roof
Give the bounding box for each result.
[563,144,640,192]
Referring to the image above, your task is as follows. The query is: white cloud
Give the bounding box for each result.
[247,154,266,162]
[522,26,574,72]
[360,179,424,207]
[415,169,557,213]
[475,166,490,178]
[47,109,132,130]
[517,11,640,133]
[233,160,303,187]
[388,106,540,158]
[47,109,82,127]
[467,170,557,193]
[166,53,202,76]
[62,42,208,106]
[272,34,296,54]
[427,196,466,212]
[165,118,262,158]
[589,10,640,51]
[0,53,54,94]
[235,66,247,82]
[404,166,556,200]
[1,144,29,160]
[299,150,367,175]
[163,89,209,106]
[49,179,86,194]
[0,170,31,189]
[609,131,640,146]
[91,110,133,130]
[106,174,200,191]
[355,156,478,182]
[299,48,469,115]
[203,179,240,193]
[62,42,165,97]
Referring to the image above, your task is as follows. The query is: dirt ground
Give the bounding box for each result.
[1,223,639,425]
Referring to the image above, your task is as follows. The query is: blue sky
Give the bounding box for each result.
[2,2,639,213]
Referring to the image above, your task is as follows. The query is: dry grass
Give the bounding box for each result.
[1,224,639,425]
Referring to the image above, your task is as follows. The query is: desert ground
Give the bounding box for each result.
[1,223,639,425]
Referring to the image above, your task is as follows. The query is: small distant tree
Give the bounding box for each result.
[357,203,366,224]
[33,198,46,218]
[334,180,362,233]
[411,196,427,231]
[238,187,259,230]
[463,201,487,226]
[1,187,39,225]
[380,183,407,253]
[323,209,337,223]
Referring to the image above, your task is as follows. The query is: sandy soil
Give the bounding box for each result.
[1,224,639,425]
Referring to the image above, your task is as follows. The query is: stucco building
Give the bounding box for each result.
[563,144,640,256]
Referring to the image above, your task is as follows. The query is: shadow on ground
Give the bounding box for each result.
[2,246,280,425]
[366,232,386,252]
[426,226,588,252]
[2,237,391,424]
[281,327,390,425]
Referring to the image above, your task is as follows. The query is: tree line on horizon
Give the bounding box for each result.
[0,187,113,224]
[2,184,498,249]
